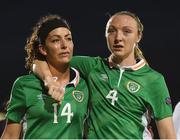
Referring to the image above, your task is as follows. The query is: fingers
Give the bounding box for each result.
[44,76,65,103]
[44,76,59,89]
[48,86,65,103]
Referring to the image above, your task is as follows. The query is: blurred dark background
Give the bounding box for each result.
[0,0,179,138]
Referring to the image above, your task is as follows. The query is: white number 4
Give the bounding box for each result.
[61,103,74,123]
[106,89,118,106]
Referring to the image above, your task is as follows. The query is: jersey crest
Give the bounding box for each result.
[72,90,84,102]
[127,81,140,93]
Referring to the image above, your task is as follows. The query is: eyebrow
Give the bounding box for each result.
[109,25,134,30]
[50,33,71,38]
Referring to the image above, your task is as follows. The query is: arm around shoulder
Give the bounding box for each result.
[33,59,52,81]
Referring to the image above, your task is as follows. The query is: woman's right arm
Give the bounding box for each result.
[1,121,22,139]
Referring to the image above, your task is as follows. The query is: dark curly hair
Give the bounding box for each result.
[25,14,70,71]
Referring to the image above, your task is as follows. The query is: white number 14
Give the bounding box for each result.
[52,103,73,123]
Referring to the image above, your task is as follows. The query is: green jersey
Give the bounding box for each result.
[7,68,89,139]
[71,56,172,139]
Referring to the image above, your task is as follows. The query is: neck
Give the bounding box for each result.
[110,54,137,67]
[48,63,70,86]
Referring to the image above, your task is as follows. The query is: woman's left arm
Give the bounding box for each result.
[156,117,176,139]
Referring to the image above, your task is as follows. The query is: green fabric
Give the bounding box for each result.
[71,56,173,139]
[7,73,89,139]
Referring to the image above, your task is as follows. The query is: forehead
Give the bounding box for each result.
[107,14,138,29]
[48,27,71,37]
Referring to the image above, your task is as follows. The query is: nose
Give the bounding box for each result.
[114,31,123,44]
[60,39,68,49]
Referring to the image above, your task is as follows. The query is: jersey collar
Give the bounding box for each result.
[68,67,80,87]
[108,57,146,71]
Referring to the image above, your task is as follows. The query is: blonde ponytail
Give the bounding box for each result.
[134,45,149,65]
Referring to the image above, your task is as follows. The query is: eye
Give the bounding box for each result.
[122,27,133,35]
[107,28,116,33]
[52,39,60,43]
[124,30,132,34]
[66,37,72,41]
[122,30,133,36]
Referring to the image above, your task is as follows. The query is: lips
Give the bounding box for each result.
[113,45,124,48]
[112,45,124,51]
[59,52,70,57]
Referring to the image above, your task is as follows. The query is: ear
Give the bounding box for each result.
[137,33,142,43]
[38,45,47,56]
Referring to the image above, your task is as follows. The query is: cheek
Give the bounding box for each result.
[69,43,74,50]
[127,43,135,51]
[107,36,113,45]
[69,44,74,55]
[47,45,60,53]
[70,46,73,54]
[126,38,136,48]
[54,44,61,50]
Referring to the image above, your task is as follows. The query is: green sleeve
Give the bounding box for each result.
[6,78,26,123]
[70,56,99,79]
[148,75,172,120]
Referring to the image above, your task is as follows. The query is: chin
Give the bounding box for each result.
[113,52,124,58]
[62,58,71,63]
